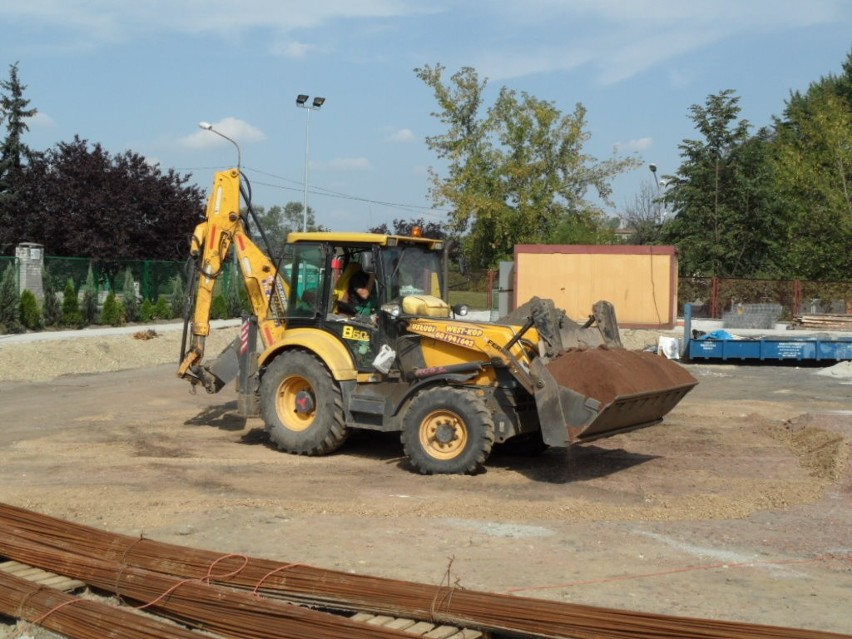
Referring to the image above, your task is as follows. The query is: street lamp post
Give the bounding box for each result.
[198,121,241,169]
[296,95,326,232]
[648,163,665,223]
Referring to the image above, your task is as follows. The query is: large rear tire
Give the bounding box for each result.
[401,387,495,475]
[260,350,348,455]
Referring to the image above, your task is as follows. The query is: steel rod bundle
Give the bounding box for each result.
[0,570,205,639]
[1,503,849,639]
[0,531,418,639]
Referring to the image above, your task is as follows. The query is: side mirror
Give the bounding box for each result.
[361,252,376,274]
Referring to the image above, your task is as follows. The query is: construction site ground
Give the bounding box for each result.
[0,324,850,637]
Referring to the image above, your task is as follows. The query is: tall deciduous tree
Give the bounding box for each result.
[0,62,38,254]
[252,202,322,258]
[662,90,781,277]
[770,53,852,281]
[620,180,667,245]
[7,136,204,260]
[416,64,638,269]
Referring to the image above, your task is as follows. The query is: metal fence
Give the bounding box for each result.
[2,255,239,302]
[679,277,852,320]
[4,252,849,321]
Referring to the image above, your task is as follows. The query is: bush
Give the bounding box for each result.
[81,264,98,325]
[100,291,126,326]
[122,269,139,322]
[42,266,62,327]
[170,275,187,319]
[210,294,229,320]
[19,289,42,330]
[81,289,97,326]
[0,264,22,333]
[154,296,172,319]
[61,279,83,328]
[139,298,156,322]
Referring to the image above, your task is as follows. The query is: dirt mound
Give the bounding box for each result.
[767,413,849,482]
[546,346,698,404]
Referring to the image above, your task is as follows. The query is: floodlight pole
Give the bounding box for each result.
[296,95,326,232]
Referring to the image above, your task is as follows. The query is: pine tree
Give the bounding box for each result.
[19,288,41,330]
[41,265,61,327]
[61,278,82,327]
[122,268,139,322]
[0,62,38,255]
[0,263,22,333]
[81,262,98,325]
[170,274,187,319]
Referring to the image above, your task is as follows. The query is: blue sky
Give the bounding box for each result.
[1,1,850,233]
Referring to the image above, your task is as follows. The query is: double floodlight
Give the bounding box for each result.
[296,94,325,108]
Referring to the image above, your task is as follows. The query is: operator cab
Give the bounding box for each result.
[277,235,450,373]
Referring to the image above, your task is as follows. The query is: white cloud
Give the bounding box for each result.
[616,137,653,153]
[179,117,266,150]
[462,0,850,84]
[389,128,414,143]
[316,157,373,172]
[0,1,434,44]
[27,112,56,128]
[271,39,316,58]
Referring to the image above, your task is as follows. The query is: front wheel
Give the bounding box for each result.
[401,387,495,475]
[260,350,348,455]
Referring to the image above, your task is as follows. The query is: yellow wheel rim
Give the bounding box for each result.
[276,375,315,432]
[419,409,468,460]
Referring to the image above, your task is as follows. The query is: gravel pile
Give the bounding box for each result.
[0,325,240,383]
[0,321,671,384]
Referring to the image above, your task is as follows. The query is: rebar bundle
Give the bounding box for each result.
[0,570,204,639]
[1,502,849,639]
[0,531,419,639]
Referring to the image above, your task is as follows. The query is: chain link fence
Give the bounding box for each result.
[4,251,849,325]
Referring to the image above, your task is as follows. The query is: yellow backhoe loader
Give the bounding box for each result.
[178,169,697,474]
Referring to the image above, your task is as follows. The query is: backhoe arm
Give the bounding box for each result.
[178,169,288,387]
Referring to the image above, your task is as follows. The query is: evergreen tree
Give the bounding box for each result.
[19,288,41,330]
[169,274,187,319]
[226,263,244,317]
[0,263,22,333]
[81,263,98,325]
[41,266,61,327]
[61,278,82,327]
[100,290,125,326]
[122,269,139,321]
[662,90,780,277]
[0,62,38,254]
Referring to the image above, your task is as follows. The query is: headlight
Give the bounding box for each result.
[381,303,401,318]
[452,304,469,317]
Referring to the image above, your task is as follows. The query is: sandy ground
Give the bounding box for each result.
[0,326,851,636]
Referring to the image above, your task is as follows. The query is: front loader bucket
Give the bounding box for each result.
[530,348,698,447]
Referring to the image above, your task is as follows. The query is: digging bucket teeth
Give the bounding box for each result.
[530,349,698,447]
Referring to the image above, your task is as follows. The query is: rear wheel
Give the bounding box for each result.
[401,387,495,475]
[260,350,348,455]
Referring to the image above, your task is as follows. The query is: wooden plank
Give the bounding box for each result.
[384,618,418,631]
[366,615,396,626]
[424,626,461,639]
[404,621,436,636]
[2,565,46,578]
[350,612,375,623]
[445,629,484,639]
[38,575,87,591]
[0,560,85,592]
